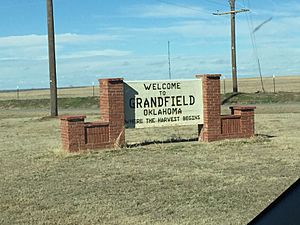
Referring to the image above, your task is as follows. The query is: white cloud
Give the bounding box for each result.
[105,19,231,39]
[0,33,120,48]
[125,3,208,18]
[253,1,300,18]
[60,49,131,59]
[56,33,121,44]
[0,35,46,47]
[0,33,126,61]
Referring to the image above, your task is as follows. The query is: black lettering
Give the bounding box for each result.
[189,95,195,105]
[144,84,151,90]
[164,96,170,107]
[182,115,201,121]
[158,83,162,90]
[136,98,142,108]
[170,83,176,89]
[151,97,157,108]
[171,96,176,106]
[158,97,164,107]
[144,98,150,108]
[176,96,182,106]
[183,96,188,106]
[172,108,179,115]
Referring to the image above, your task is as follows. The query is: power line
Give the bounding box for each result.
[235,0,246,8]
[213,0,249,93]
[155,0,205,12]
[242,0,265,92]
[155,0,229,11]
[205,0,229,7]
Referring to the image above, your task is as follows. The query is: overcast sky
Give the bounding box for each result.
[0,0,299,89]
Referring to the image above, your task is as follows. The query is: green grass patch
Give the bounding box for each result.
[0,96,99,109]
[1,92,299,110]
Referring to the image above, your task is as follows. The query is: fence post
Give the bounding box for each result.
[273,74,276,93]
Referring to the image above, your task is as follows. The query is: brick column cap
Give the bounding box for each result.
[60,115,86,121]
[195,74,222,79]
[84,121,109,127]
[98,78,123,83]
[230,105,256,110]
[221,115,241,119]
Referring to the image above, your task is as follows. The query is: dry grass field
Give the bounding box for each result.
[0,75,299,100]
[0,102,299,225]
[0,75,299,224]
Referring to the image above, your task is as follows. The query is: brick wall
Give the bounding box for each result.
[196,74,222,141]
[99,78,125,146]
[60,78,125,152]
[229,106,256,138]
[60,115,86,151]
[60,75,257,151]
[196,74,256,141]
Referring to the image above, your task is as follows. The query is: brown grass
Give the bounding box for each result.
[0,104,299,225]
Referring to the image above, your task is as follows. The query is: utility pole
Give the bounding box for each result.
[168,40,172,80]
[47,0,58,116]
[213,1,249,93]
[230,0,237,93]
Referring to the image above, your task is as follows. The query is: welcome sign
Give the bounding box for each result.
[124,79,203,128]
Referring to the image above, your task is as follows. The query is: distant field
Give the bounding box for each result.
[0,86,100,100]
[0,76,299,100]
[220,75,300,94]
[0,100,299,224]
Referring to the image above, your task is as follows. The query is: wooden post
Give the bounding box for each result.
[47,0,58,116]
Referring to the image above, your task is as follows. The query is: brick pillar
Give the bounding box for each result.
[230,106,256,138]
[99,78,125,147]
[196,74,222,142]
[60,115,86,151]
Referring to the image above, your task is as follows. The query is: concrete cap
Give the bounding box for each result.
[195,74,222,79]
[230,105,256,110]
[60,115,86,121]
[98,78,124,83]
[84,121,109,127]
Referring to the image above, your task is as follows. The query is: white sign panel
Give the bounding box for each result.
[124,79,203,128]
